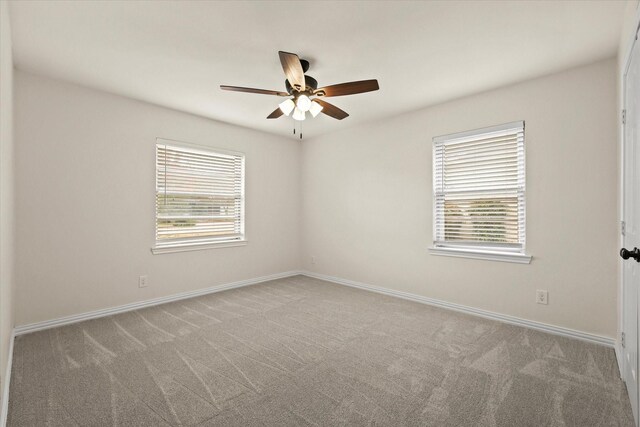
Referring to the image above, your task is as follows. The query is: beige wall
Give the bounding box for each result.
[0,0,15,403]
[302,58,619,338]
[619,1,640,72]
[9,37,624,341]
[14,71,301,326]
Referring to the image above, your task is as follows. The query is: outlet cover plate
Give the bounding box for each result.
[536,289,548,305]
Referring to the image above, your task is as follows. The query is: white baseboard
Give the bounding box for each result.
[10,267,617,345]
[14,271,301,336]
[1,329,14,427]
[616,342,625,379]
[301,270,616,348]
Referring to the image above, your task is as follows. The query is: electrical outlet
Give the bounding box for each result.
[536,290,548,305]
[311,256,316,265]
[139,275,148,288]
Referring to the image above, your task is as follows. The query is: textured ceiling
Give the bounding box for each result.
[9,0,627,139]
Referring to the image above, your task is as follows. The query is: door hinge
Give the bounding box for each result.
[622,331,626,348]
[622,220,626,236]
[622,109,626,125]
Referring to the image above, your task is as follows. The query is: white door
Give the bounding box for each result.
[622,23,640,427]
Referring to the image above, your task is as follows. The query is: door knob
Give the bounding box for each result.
[620,247,640,262]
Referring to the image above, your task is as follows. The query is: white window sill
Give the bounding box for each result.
[429,246,532,264]
[152,240,247,255]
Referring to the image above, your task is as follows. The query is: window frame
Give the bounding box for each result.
[429,121,531,264]
[151,138,246,255]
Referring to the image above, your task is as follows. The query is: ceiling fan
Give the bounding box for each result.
[221,51,379,126]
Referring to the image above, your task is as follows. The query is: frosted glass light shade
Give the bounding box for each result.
[296,95,312,112]
[278,99,295,116]
[292,107,306,121]
[309,100,323,117]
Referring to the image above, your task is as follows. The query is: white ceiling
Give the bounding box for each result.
[9,1,627,139]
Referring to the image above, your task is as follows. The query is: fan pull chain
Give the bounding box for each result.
[300,121,303,139]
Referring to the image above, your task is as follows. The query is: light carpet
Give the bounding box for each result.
[7,275,634,426]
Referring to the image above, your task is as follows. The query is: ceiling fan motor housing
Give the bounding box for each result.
[286,75,318,94]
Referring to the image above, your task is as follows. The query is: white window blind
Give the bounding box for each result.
[155,140,244,250]
[433,121,525,254]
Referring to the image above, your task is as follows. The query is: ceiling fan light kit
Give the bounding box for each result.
[292,107,306,121]
[221,51,380,137]
[279,98,295,116]
[309,101,323,117]
[296,94,312,112]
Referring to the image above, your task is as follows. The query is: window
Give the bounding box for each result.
[152,139,245,254]
[430,121,530,263]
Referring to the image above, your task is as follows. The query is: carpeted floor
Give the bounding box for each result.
[7,275,634,426]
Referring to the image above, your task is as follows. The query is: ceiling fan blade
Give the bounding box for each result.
[267,108,284,119]
[220,85,288,96]
[314,99,349,120]
[278,51,305,91]
[315,79,379,97]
